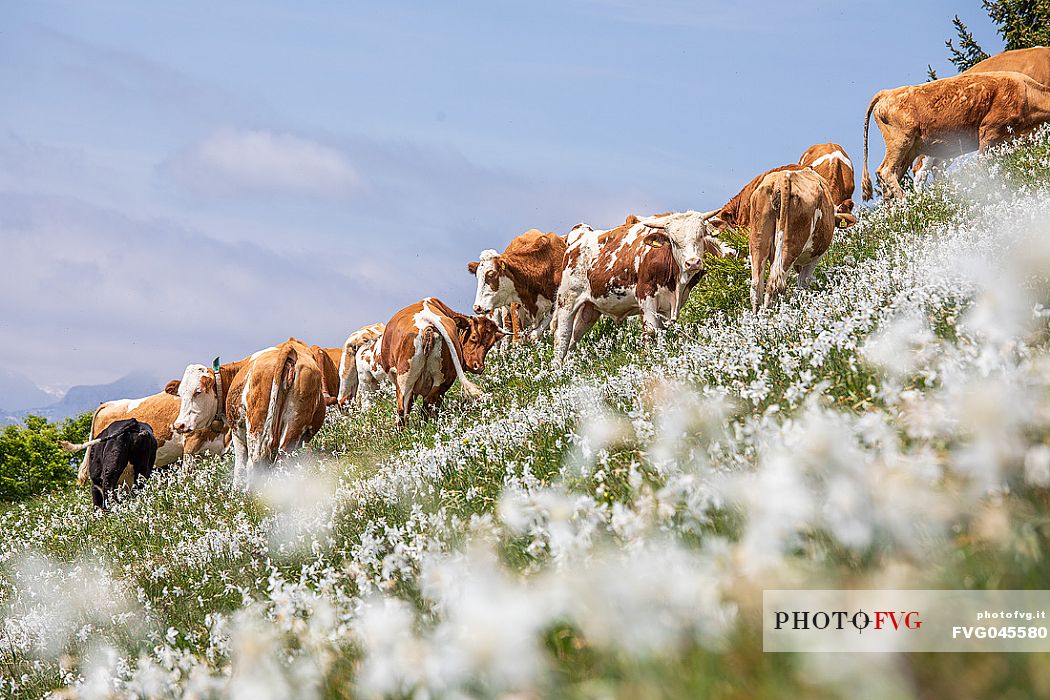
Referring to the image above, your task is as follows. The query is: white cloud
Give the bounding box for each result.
[0,192,392,386]
[170,129,361,198]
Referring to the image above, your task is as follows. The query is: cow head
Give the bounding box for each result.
[172,364,219,434]
[468,249,517,315]
[457,315,506,373]
[834,200,857,228]
[638,210,733,280]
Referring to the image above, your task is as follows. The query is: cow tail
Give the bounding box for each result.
[862,92,880,201]
[768,173,792,295]
[263,345,298,461]
[421,311,483,400]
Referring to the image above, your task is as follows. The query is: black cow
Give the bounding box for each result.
[84,418,158,511]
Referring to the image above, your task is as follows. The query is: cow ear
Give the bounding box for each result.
[453,314,472,332]
[705,216,727,232]
[498,259,507,271]
[467,261,479,275]
[835,212,857,228]
[199,374,215,392]
[643,231,669,248]
[164,380,181,395]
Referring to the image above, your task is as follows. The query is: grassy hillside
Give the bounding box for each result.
[3,128,1050,699]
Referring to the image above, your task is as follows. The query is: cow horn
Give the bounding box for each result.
[699,208,721,221]
[641,219,667,230]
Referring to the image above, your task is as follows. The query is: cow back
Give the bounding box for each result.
[720,164,808,229]
[967,46,1050,86]
[800,143,855,212]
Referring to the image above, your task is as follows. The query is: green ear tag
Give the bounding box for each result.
[212,357,221,372]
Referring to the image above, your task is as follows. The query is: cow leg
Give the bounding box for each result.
[356,373,376,410]
[876,130,915,202]
[394,367,413,428]
[570,302,601,347]
[914,156,938,189]
[797,259,819,290]
[101,458,129,510]
[131,438,156,489]
[532,307,554,341]
[91,481,107,511]
[553,303,578,364]
[232,429,248,489]
[422,381,450,420]
[750,228,772,313]
[978,122,1011,154]
[640,297,664,339]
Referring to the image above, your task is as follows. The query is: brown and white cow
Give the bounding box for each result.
[748,168,850,311]
[378,298,504,426]
[354,334,391,409]
[799,142,855,214]
[913,47,1050,185]
[64,385,227,487]
[468,229,568,340]
[864,71,1050,201]
[173,338,326,486]
[336,322,385,406]
[553,211,733,363]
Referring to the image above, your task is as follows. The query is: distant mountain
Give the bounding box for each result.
[44,371,163,420]
[0,371,163,424]
[0,369,53,412]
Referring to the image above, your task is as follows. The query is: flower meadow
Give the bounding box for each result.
[3,131,1050,699]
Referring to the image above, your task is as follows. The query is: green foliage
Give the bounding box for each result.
[0,413,91,502]
[939,2,1050,74]
[945,14,990,72]
[985,0,1050,51]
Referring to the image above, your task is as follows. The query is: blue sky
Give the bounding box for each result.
[1,1,1001,387]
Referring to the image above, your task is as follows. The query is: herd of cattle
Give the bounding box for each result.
[63,47,1050,509]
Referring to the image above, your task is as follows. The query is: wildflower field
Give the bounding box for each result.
[4,130,1050,699]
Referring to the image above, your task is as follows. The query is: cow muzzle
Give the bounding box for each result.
[172,421,188,435]
[684,257,703,272]
[473,304,487,315]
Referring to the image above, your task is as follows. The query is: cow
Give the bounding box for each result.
[354,335,391,410]
[468,229,568,339]
[913,47,1050,187]
[72,418,157,511]
[378,298,504,426]
[863,71,1050,201]
[172,338,326,487]
[62,385,227,487]
[553,211,733,363]
[336,322,386,406]
[799,142,856,214]
[748,168,851,311]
